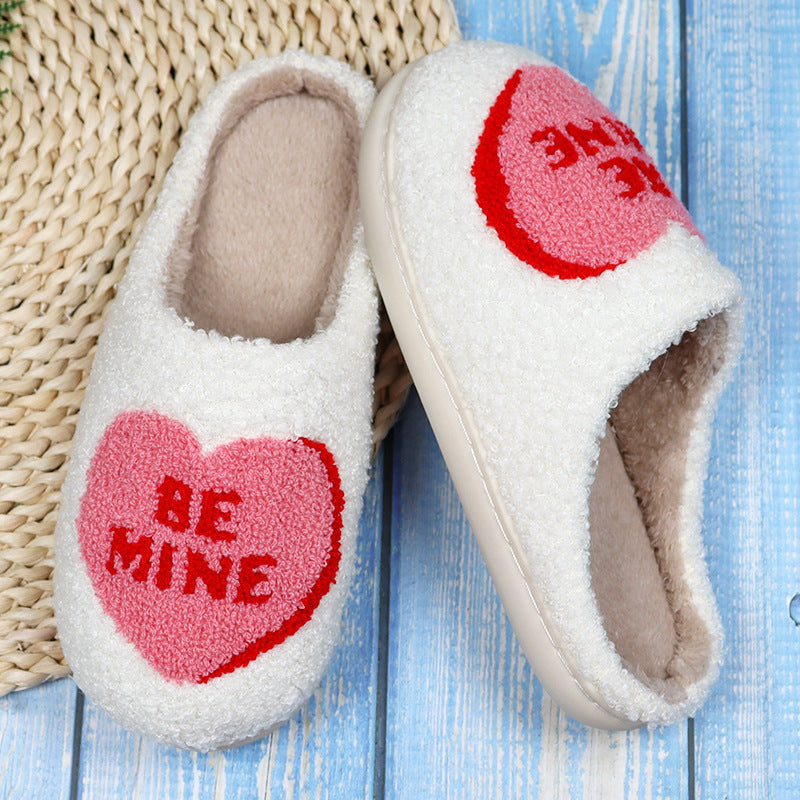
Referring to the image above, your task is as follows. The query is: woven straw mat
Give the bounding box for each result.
[0,0,460,695]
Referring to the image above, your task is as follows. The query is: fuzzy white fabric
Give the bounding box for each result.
[53,50,378,751]
[381,41,743,724]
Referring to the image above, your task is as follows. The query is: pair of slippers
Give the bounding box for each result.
[53,42,743,750]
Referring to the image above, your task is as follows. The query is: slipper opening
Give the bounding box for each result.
[588,311,730,701]
[169,67,361,342]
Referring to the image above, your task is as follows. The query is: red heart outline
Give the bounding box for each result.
[472,69,606,280]
[472,67,696,279]
[204,436,343,682]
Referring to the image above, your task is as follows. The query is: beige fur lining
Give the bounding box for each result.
[589,422,677,681]
[168,69,361,342]
[589,313,729,700]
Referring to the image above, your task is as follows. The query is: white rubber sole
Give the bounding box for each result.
[359,59,637,731]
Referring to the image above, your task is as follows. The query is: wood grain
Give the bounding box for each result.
[0,679,77,799]
[386,394,545,799]
[686,2,800,798]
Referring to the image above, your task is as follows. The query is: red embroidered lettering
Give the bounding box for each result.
[235,553,277,605]
[601,115,645,152]
[155,541,176,590]
[195,489,241,542]
[106,526,152,583]
[599,156,647,198]
[530,126,578,169]
[183,549,232,600]
[631,156,671,196]
[565,119,615,156]
[155,475,192,532]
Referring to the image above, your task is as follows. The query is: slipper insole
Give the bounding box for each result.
[588,422,677,679]
[182,90,357,342]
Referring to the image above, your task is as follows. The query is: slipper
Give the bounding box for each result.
[53,50,377,750]
[359,40,744,729]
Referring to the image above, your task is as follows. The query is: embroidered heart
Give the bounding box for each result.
[77,410,343,684]
[472,65,698,279]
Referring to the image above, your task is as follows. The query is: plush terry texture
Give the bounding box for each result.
[472,65,697,279]
[78,410,343,684]
[387,41,743,724]
[53,50,378,751]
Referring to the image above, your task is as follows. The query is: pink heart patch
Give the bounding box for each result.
[77,411,343,684]
[472,65,698,279]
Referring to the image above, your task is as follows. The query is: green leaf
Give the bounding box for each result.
[0,0,24,13]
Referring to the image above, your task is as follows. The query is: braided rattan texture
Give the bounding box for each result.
[0,0,457,695]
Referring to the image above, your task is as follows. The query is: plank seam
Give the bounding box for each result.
[69,689,85,800]
[372,429,395,800]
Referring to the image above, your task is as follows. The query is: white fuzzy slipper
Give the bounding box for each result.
[359,40,743,729]
[53,50,377,750]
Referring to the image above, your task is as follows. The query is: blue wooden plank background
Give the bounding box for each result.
[1,0,797,797]
[687,3,800,799]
